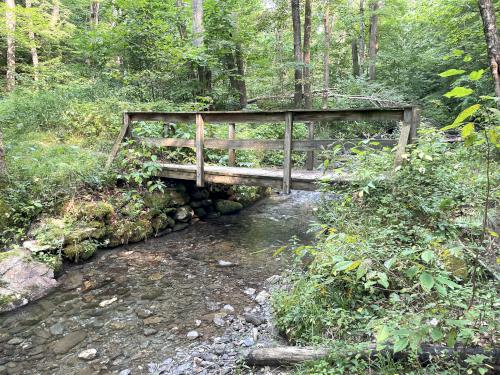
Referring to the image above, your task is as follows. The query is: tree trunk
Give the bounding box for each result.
[291,0,303,108]
[90,1,100,27]
[303,0,312,109]
[478,0,500,108]
[50,0,60,28]
[322,5,331,109]
[235,44,248,108]
[5,0,16,92]
[349,0,360,77]
[25,0,39,81]
[368,0,379,80]
[359,0,366,74]
[176,0,188,40]
[192,0,204,47]
[0,127,6,176]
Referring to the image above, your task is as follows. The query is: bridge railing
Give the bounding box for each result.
[106,107,420,193]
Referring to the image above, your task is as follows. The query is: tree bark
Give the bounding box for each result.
[176,0,188,40]
[0,127,6,176]
[359,0,366,74]
[25,0,39,81]
[90,1,100,26]
[235,44,248,108]
[5,0,16,92]
[322,4,331,109]
[291,0,303,108]
[478,0,500,108]
[50,0,60,29]
[349,0,360,77]
[368,0,379,80]
[192,0,204,47]
[303,0,312,109]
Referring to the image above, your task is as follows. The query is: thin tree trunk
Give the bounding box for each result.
[349,0,360,77]
[0,127,6,176]
[368,0,379,80]
[478,0,500,108]
[5,0,16,92]
[176,0,188,40]
[359,0,366,74]
[291,0,303,108]
[111,1,124,69]
[235,44,248,108]
[192,0,204,47]
[303,0,312,109]
[322,4,331,109]
[26,0,39,81]
[50,0,60,28]
[90,1,100,26]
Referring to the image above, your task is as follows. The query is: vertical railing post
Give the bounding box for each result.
[195,113,205,187]
[393,108,412,169]
[305,122,314,170]
[106,112,131,170]
[228,123,236,167]
[283,112,293,194]
[408,106,420,144]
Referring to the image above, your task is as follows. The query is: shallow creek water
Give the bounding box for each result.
[0,191,319,375]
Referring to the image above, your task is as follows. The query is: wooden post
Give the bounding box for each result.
[283,112,294,194]
[106,112,131,170]
[408,106,420,144]
[195,113,205,187]
[305,122,314,170]
[393,108,412,169]
[228,123,236,167]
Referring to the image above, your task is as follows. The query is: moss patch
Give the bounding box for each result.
[63,240,98,262]
[215,200,243,215]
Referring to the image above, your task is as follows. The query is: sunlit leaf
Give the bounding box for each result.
[469,69,485,81]
[441,104,481,131]
[376,325,391,343]
[438,69,465,77]
[463,55,472,62]
[461,123,475,139]
[444,87,473,98]
[452,49,464,56]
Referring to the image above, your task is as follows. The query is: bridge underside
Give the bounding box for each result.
[157,163,349,191]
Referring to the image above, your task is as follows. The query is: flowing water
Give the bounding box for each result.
[0,191,319,375]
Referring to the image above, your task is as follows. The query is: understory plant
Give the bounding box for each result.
[273,125,499,373]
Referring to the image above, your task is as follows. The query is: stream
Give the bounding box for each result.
[0,191,319,375]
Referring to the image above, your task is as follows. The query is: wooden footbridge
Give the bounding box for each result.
[107,107,420,193]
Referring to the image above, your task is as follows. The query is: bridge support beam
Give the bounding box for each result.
[196,113,205,187]
[228,123,236,167]
[283,112,293,194]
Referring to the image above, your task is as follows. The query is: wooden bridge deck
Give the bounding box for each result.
[158,163,349,191]
[106,108,420,193]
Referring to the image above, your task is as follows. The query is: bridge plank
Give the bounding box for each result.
[195,114,205,187]
[283,112,293,194]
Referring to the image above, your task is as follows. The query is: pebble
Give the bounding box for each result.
[242,337,254,347]
[135,308,153,319]
[187,331,200,340]
[213,317,225,327]
[222,304,235,314]
[244,288,256,296]
[243,313,265,326]
[7,338,23,345]
[78,348,97,360]
[98,297,117,307]
[217,260,235,267]
[51,331,87,354]
[255,291,270,305]
[49,323,64,336]
[143,328,157,337]
[118,370,131,375]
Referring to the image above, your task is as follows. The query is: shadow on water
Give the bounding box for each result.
[0,190,320,375]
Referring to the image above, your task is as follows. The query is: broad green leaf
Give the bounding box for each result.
[421,250,434,263]
[393,338,409,353]
[419,272,435,292]
[376,325,391,343]
[469,69,485,81]
[378,272,389,288]
[452,49,464,56]
[436,275,461,289]
[444,87,474,98]
[346,259,362,271]
[463,55,472,62]
[441,104,481,131]
[431,327,444,341]
[438,69,465,77]
[461,123,475,139]
[333,260,354,271]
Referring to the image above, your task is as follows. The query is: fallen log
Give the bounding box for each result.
[245,345,500,371]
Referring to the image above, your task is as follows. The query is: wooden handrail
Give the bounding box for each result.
[106,107,420,193]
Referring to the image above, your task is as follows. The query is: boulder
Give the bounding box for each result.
[166,189,190,207]
[215,200,243,215]
[151,214,175,233]
[106,219,154,247]
[174,206,194,222]
[64,221,106,245]
[194,208,207,218]
[0,249,57,313]
[75,201,114,223]
[192,190,210,200]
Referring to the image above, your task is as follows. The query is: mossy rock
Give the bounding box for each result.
[63,241,98,262]
[34,218,67,249]
[165,189,190,207]
[106,219,153,247]
[64,221,106,245]
[144,192,173,211]
[194,208,207,218]
[120,201,145,218]
[75,201,114,223]
[192,190,210,200]
[215,200,243,215]
[439,249,468,279]
[151,214,175,233]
